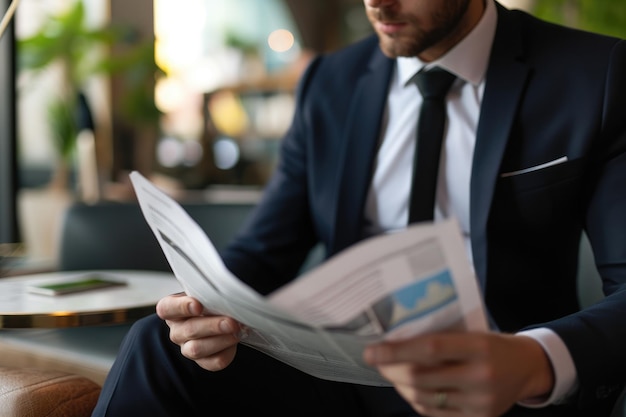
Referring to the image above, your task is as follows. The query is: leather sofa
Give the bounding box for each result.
[0,367,101,417]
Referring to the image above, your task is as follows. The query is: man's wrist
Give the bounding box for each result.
[516,328,578,407]
[514,333,555,402]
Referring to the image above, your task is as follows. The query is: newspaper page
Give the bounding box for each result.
[130,171,488,386]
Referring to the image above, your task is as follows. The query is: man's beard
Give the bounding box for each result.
[375,0,471,58]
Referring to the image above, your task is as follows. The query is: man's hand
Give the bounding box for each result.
[156,293,242,371]
[363,332,554,417]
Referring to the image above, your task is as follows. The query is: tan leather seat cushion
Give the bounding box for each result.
[0,367,101,417]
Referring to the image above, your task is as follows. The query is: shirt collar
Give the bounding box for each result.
[397,0,498,87]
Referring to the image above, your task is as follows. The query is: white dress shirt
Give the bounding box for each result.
[362,0,577,406]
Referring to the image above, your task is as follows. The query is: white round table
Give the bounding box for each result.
[0,270,183,328]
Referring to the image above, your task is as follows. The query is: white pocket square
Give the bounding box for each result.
[500,156,568,178]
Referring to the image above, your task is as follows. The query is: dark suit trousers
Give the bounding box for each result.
[91,314,583,417]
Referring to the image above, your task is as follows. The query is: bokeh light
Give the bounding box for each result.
[267,29,295,53]
[213,137,240,170]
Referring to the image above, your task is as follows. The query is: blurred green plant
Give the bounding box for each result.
[106,41,163,127]
[532,0,626,39]
[224,30,259,56]
[17,0,161,187]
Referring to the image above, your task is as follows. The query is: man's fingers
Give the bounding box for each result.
[156,293,203,320]
[191,344,239,372]
[181,333,239,362]
[167,314,242,346]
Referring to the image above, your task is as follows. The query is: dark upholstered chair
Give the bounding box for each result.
[577,232,604,308]
[57,201,255,272]
[57,200,324,274]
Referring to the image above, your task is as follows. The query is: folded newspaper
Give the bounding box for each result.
[130,171,488,387]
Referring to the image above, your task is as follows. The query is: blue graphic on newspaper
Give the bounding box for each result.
[384,270,458,331]
[319,270,460,337]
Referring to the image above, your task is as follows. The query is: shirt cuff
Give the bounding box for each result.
[515,327,578,407]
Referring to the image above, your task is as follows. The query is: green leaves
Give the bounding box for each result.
[533,0,626,39]
[17,1,130,86]
[47,98,78,161]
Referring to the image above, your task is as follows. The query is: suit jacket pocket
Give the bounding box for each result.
[492,157,587,231]
[498,157,585,194]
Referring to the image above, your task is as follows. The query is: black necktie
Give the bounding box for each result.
[408,68,456,224]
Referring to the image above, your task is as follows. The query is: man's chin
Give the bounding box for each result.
[377,40,420,59]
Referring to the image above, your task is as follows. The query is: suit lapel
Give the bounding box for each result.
[471,4,530,289]
[330,50,394,254]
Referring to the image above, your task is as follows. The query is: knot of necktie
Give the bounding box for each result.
[414,67,457,100]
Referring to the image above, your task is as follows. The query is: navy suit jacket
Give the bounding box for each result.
[222,3,626,412]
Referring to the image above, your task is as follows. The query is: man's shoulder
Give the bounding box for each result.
[303,34,392,87]
[327,34,382,59]
[317,34,386,70]
[495,5,624,66]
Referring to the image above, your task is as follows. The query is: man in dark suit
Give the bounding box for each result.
[92,0,626,416]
